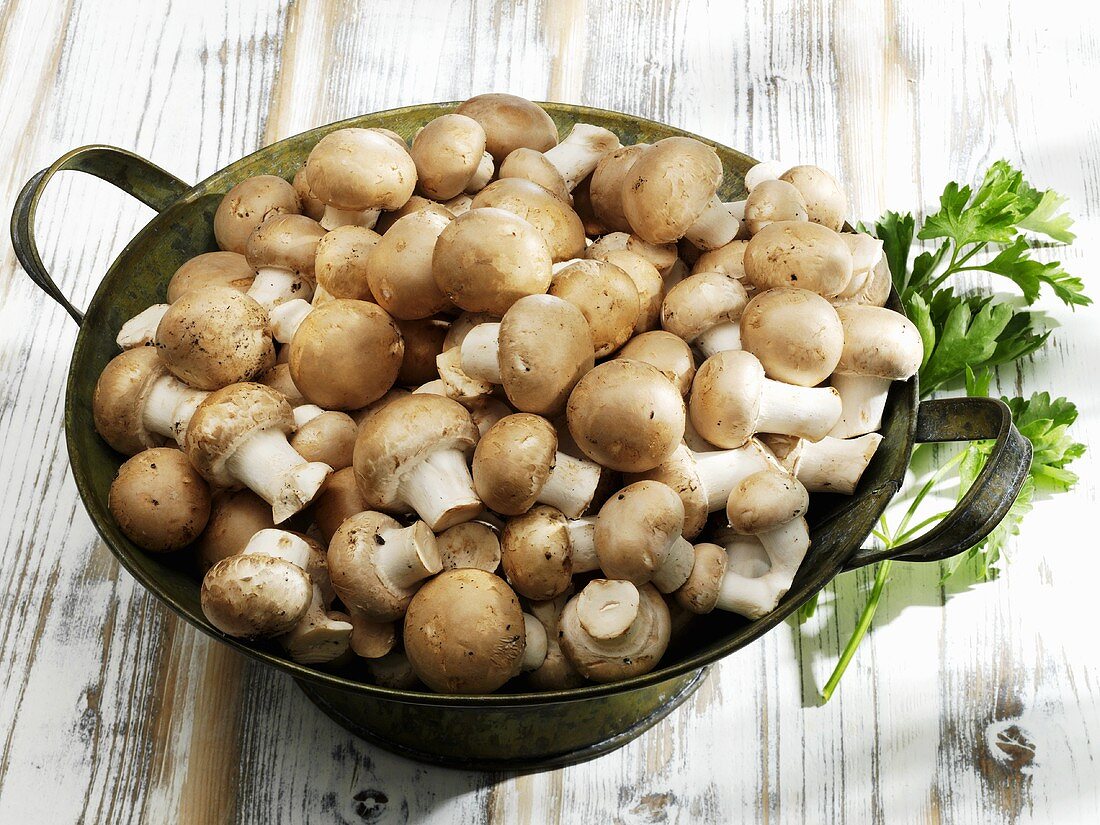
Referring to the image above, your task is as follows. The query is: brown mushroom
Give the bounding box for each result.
[585,248,664,333]
[289,406,358,470]
[196,488,275,571]
[314,224,382,302]
[367,210,453,319]
[470,177,587,262]
[214,175,300,254]
[779,165,848,231]
[396,318,448,386]
[743,221,854,297]
[435,520,502,573]
[244,213,325,310]
[456,93,559,162]
[167,251,255,303]
[588,144,648,233]
[108,447,211,552]
[549,258,640,357]
[498,123,620,194]
[616,331,696,396]
[410,113,493,200]
[739,287,844,386]
[311,467,368,544]
[661,272,749,358]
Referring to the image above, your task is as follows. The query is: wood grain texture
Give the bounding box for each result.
[0,0,1097,822]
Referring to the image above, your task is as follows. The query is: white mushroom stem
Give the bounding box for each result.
[835,268,870,300]
[465,152,494,194]
[311,284,335,307]
[465,396,511,437]
[223,429,332,523]
[397,448,482,531]
[796,432,883,494]
[458,323,502,383]
[278,585,353,664]
[542,124,621,191]
[714,521,810,619]
[829,374,891,439]
[268,298,313,343]
[651,537,695,594]
[565,516,599,573]
[412,379,448,396]
[141,374,209,446]
[116,304,169,349]
[320,205,380,231]
[241,528,313,569]
[744,160,785,192]
[520,613,549,672]
[576,579,640,640]
[292,404,325,427]
[725,200,747,221]
[249,266,314,311]
[538,452,602,519]
[757,380,843,442]
[694,446,773,511]
[374,521,442,590]
[694,320,742,358]
[683,196,741,250]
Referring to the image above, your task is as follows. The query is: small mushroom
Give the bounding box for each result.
[403,568,528,693]
[661,272,749,358]
[739,287,844,386]
[566,360,685,473]
[167,251,255,302]
[244,214,325,310]
[621,137,739,250]
[213,175,300,254]
[616,331,696,396]
[743,221,854,297]
[410,113,493,199]
[312,467,368,544]
[760,432,883,495]
[196,488,275,571]
[689,350,842,448]
[328,510,441,621]
[692,240,749,281]
[470,177,587,262]
[289,406,358,470]
[499,123,620,194]
[185,382,332,523]
[829,305,923,438]
[500,505,574,601]
[549,258,640,357]
[779,165,848,231]
[559,580,671,683]
[525,591,586,690]
[595,481,696,593]
[435,521,501,573]
[367,210,453,319]
[586,248,665,333]
[288,299,404,410]
[314,225,381,302]
[743,178,808,235]
[743,160,786,192]
[353,393,482,531]
[278,584,354,664]
[396,318,448,387]
[456,93,559,162]
[588,144,648,233]
[586,232,678,278]
[373,195,455,234]
[108,447,211,552]
[258,363,306,406]
[94,347,182,454]
[432,207,553,315]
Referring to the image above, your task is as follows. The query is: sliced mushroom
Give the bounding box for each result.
[108,447,211,552]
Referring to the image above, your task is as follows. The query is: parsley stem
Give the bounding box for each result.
[927,242,987,291]
[820,558,893,702]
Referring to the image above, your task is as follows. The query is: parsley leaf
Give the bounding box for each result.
[968,237,1089,306]
[1018,188,1076,243]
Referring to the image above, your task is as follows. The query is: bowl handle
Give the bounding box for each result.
[843,396,1032,570]
[10,145,191,325]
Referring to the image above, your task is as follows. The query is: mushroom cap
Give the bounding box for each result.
[436,521,502,573]
[743,178,808,233]
[373,194,454,234]
[202,553,312,638]
[660,272,749,342]
[625,444,709,539]
[589,144,648,233]
[779,165,847,231]
[688,350,766,449]
[328,510,438,621]
[587,232,679,274]
[500,505,573,600]
[621,137,723,244]
[473,414,557,515]
[396,318,448,386]
[497,294,595,416]
[595,481,684,584]
[674,543,727,614]
[109,447,211,552]
[353,393,479,512]
[214,175,300,254]
[549,259,640,357]
[289,299,404,410]
[692,240,749,279]
[93,347,170,455]
[314,224,381,301]
[740,287,844,386]
[833,254,892,308]
[567,360,686,472]
[312,467,368,544]
[456,93,559,162]
[443,310,499,351]
[167,251,255,303]
[411,113,488,200]
[590,248,664,333]
[616,331,696,396]
[196,488,275,571]
[290,410,358,470]
[155,286,275,390]
[432,208,553,315]
[834,305,924,379]
[292,165,326,222]
[498,148,571,201]
[258,363,305,406]
[403,568,527,693]
[367,210,452,319]
[244,213,326,279]
[470,178,586,262]
[305,128,417,211]
[726,469,809,535]
[185,382,295,487]
[743,221,854,297]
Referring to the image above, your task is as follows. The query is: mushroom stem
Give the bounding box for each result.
[651,536,696,594]
[694,320,742,359]
[542,124,620,191]
[458,323,503,383]
[268,298,313,343]
[320,205,380,232]
[828,374,891,439]
[397,449,483,531]
[347,607,397,659]
[757,380,843,442]
[142,374,209,446]
[248,266,314,311]
[241,528,313,568]
[116,303,169,349]
[292,404,326,427]
[374,521,443,591]
[565,516,599,573]
[223,429,332,523]
[694,445,772,511]
[797,432,883,494]
[714,522,809,618]
[520,613,548,672]
[576,579,641,640]
[538,451,602,519]
[464,152,494,194]
[278,585,354,664]
[683,196,741,250]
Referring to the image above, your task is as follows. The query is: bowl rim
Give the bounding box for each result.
[67,100,917,706]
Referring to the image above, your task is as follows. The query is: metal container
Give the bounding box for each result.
[12,103,1031,772]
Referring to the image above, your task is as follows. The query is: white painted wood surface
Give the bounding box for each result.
[1,0,1097,821]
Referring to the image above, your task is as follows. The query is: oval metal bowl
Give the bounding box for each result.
[12,102,1032,772]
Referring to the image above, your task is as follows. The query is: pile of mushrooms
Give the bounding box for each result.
[93,93,921,694]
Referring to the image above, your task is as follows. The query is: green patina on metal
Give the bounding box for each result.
[11,102,1030,771]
